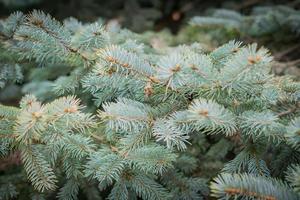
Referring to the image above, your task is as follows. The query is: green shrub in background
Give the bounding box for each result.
[0,10,300,200]
[190,6,300,49]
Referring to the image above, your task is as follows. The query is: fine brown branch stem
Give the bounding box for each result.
[277,102,299,118]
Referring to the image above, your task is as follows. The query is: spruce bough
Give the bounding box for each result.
[0,10,300,200]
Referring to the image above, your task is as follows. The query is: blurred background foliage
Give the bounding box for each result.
[0,0,299,32]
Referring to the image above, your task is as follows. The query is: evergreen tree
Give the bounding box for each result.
[0,10,300,200]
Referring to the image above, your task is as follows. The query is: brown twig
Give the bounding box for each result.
[273,44,300,60]
[0,151,22,171]
[277,102,299,118]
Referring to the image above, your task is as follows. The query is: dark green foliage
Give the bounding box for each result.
[190,6,300,40]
